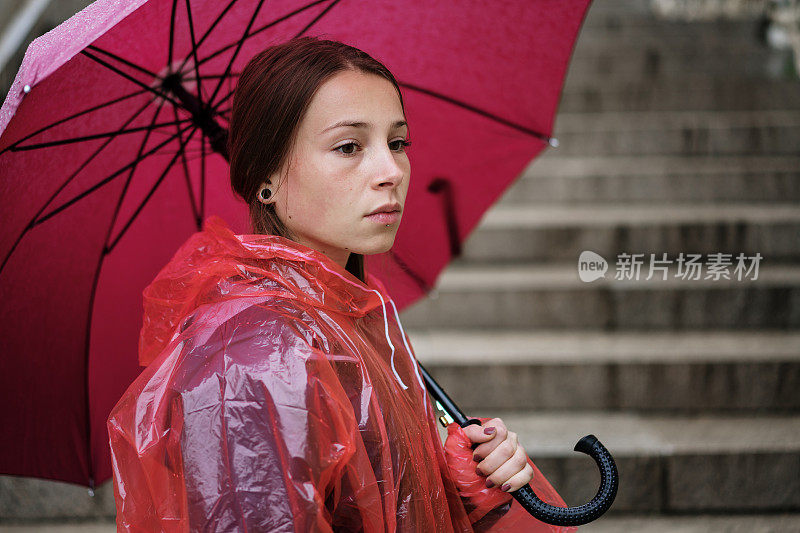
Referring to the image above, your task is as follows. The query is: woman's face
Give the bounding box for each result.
[266,69,411,269]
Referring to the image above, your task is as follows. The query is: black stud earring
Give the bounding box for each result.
[260,187,271,200]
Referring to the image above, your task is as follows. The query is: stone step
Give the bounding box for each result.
[573,25,767,53]
[0,476,114,521]
[578,1,764,30]
[410,329,800,412]
[566,44,790,83]
[398,263,800,330]
[459,203,800,264]
[576,17,768,47]
[559,78,800,113]
[577,21,770,51]
[555,2,785,85]
[507,155,800,204]
[439,411,800,514]
[549,110,800,156]
[0,525,114,532]
[578,10,680,32]
[580,514,800,533]
[578,0,653,16]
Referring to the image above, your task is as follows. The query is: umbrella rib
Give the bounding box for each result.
[183,0,205,103]
[156,144,207,156]
[207,0,267,106]
[211,86,235,114]
[192,0,329,73]
[291,0,341,38]
[398,81,552,143]
[107,127,199,252]
[172,103,201,223]
[181,73,238,81]
[0,97,154,275]
[141,125,196,140]
[86,44,158,79]
[10,119,193,151]
[104,96,171,251]
[176,0,239,76]
[0,89,148,156]
[80,49,183,109]
[33,123,194,227]
[210,0,339,112]
[82,214,105,492]
[208,0,341,111]
[168,0,178,68]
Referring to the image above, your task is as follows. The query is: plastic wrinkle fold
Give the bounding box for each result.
[107,215,573,532]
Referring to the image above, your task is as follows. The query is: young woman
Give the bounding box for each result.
[107,36,571,532]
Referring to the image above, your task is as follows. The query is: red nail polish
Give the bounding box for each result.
[473,454,482,462]
[485,479,494,488]
[501,483,511,492]
[475,467,484,476]
[484,426,496,435]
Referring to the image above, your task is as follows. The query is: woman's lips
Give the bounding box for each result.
[365,211,401,224]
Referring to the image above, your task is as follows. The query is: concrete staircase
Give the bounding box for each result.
[2,1,799,531]
[406,1,800,530]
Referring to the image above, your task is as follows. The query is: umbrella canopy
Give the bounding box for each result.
[0,0,592,488]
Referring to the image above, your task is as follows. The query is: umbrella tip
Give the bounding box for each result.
[22,84,31,94]
[548,137,559,148]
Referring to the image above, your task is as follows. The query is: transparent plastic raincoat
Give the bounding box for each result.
[107,215,574,532]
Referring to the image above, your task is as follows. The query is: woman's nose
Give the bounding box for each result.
[372,146,405,188]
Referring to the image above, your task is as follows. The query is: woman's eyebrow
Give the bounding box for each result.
[320,119,407,134]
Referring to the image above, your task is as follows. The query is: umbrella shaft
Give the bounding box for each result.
[417,362,473,428]
[161,73,229,160]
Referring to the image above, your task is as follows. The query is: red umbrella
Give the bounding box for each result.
[0,0,593,491]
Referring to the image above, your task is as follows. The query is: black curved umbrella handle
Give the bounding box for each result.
[418,362,619,527]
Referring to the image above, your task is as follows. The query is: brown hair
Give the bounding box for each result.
[227,35,406,283]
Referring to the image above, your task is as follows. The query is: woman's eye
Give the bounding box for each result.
[390,139,412,152]
[335,139,411,156]
[335,142,359,155]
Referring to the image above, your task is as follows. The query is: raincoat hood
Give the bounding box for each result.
[139,214,389,367]
[107,215,571,532]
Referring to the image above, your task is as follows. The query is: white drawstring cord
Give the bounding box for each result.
[387,298,428,412]
[369,289,409,390]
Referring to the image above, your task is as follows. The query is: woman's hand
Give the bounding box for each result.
[461,417,534,493]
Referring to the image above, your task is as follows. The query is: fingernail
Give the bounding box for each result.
[484,426,496,435]
[475,467,484,476]
[473,454,483,462]
[485,479,494,488]
[501,483,511,492]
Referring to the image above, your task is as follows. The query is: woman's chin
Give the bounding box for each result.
[352,232,397,256]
